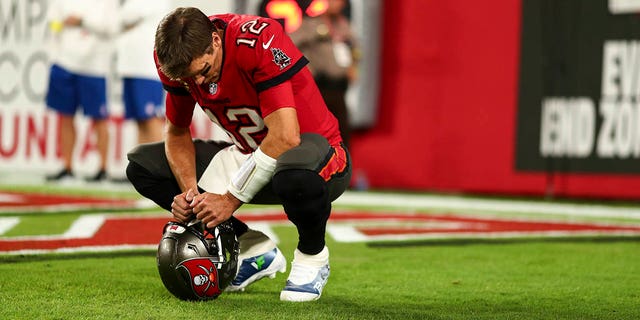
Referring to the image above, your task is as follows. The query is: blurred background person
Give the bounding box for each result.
[116,0,170,145]
[289,0,360,148]
[45,0,119,183]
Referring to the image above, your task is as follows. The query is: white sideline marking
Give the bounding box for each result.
[1,215,106,240]
[1,214,278,243]
[0,198,160,214]
[0,244,157,255]
[0,217,20,235]
[328,221,476,243]
[0,218,279,254]
[63,215,106,238]
[328,225,640,243]
[335,192,640,219]
[135,198,159,209]
[0,204,136,214]
[327,225,367,243]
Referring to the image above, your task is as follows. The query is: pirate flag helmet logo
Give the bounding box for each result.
[177,258,222,299]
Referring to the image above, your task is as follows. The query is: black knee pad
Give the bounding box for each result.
[272,169,330,226]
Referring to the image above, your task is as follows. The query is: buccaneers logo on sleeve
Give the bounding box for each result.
[271,48,291,70]
[177,258,222,299]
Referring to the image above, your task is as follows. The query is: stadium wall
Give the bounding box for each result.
[349,0,640,200]
[3,0,640,200]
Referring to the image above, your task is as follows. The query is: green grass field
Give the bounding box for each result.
[1,184,639,320]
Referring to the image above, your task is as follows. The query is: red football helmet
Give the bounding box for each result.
[156,220,239,300]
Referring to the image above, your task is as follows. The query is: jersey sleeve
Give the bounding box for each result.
[154,51,196,128]
[259,80,295,117]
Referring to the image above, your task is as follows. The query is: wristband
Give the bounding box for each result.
[227,147,277,203]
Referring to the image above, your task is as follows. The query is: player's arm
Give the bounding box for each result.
[154,49,197,190]
[164,120,199,222]
[165,121,198,193]
[159,74,198,193]
[155,49,200,220]
[258,107,300,159]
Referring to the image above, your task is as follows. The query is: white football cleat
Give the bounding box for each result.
[280,246,330,302]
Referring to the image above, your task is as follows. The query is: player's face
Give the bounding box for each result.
[187,32,223,85]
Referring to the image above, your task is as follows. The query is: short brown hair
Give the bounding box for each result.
[155,7,215,79]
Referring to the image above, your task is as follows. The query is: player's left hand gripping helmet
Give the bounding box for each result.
[156,220,239,300]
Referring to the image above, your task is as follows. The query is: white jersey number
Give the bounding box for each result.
[204,107,265,151]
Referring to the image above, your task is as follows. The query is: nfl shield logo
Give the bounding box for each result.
[209,82,218,94]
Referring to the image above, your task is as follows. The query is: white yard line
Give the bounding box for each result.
[0,213,279,241]
[0,217,20,235]
[2,191,640,240]
[4,190,640,220]
[1,215,106,241]
[62,215,106,238]
[0,203,138,214]
[335,192,640,219]
[327,225,640,243]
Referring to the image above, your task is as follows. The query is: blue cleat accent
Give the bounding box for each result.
[280,263,330,301]
[226,247,286,292]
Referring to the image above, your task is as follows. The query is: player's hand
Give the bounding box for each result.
[171,188,199,222]
[192,192,242,228]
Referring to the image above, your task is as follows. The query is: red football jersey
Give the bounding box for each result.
[156,14,342,153]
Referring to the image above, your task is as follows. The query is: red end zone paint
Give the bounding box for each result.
[2,212,640,253]
[0,191,137,211]
[0,217,166,252]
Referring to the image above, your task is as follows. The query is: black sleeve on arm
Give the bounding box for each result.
[255,57,308,93]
